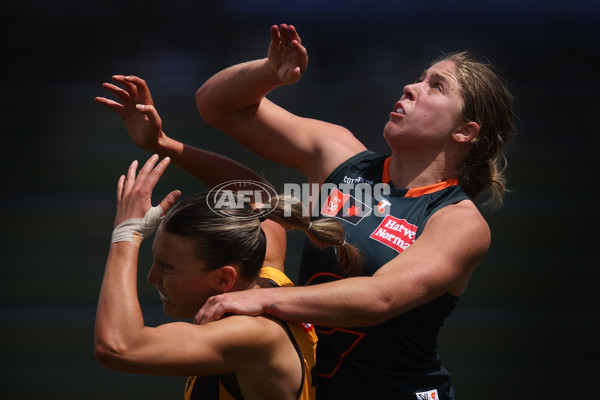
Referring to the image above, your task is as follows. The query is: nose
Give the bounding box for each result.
[401,82,418,101]
[147,263,161,285]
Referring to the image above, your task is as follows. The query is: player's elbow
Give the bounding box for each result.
[346,291,398,327]
[368,293,399,325]
[195,86,210,119]
[195,86,221,125]
[95,337,130,371]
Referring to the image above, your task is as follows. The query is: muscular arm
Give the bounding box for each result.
[96,241,290,376]
[195,24,366,184]
[95,158,289,377]
[196,201,490,327]
[96,75,268,188]
[96,76,287,269]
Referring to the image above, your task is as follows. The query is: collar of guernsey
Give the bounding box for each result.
[381,156,459,197]
[259,266,294,287]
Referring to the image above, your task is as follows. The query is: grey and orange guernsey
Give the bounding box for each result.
[299,151,469,400]
[185,267,317,400]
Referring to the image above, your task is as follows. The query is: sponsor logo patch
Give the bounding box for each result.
[415,389,439,400]
[369,215,417,253]
[320,187,372,225]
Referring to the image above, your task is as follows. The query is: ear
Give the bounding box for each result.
[452,121,480,143]
[215,265,238,293]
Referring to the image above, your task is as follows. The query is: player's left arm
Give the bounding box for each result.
[365,201,491,320]
[195,200,490,327]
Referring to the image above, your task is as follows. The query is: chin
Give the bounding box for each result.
[383,129,397,148]
[162,304,182,319]
[383,122,398,142]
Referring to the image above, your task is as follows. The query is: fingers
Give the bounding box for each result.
[114,155,174,226]
[120,155,161,200]
[125,159,139,190]
[112,75,138,98]
[270,24,281,44]
[194,297,227,325]
[288,25,300,44]
[130,155,158,191]
[276,23,300,45]
[102,82,131,103]
[159,190,182,215]
[135,104,162,127]
[291,38,307,56]
[95,96,123,113]
[141,155,170,188]
[124,75,153,103]
[116,174,126,203]
[98,75,152,111]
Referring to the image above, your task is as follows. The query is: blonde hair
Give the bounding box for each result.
[437,51,515,208]
[266,195,363,277]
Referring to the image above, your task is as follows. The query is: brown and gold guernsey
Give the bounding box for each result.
[185,267,317,400]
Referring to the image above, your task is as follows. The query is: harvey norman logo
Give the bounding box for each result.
[370,215,417,253]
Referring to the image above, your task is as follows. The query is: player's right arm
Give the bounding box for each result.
[195,24,366,185]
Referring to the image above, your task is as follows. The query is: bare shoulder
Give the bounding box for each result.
[300,117,367,183]
[226,316,302,399]
[422,200,491,295]
[218,315,292,356]
[426,199,490,244]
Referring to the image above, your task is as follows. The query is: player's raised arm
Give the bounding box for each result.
[195,24,366,184]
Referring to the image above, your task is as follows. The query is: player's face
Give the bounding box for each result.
[147,228,221,319]
[384,60,466,148]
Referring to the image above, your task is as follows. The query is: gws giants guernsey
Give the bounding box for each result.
[185,267,317,400]
[299,151,469,400]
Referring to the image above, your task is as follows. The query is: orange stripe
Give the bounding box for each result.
[383,157,458,196]
[382,157,391,183]
[405,178,459,197]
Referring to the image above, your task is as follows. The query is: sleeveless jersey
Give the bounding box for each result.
[185,267,317,400]
[299,151,469,400]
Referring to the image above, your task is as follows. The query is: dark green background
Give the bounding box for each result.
[2,1,599,398]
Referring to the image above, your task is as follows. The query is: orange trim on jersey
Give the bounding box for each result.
[382,157,391,184]
[313,327,366,378]
[405,179,459,197]
[382,157,459,197]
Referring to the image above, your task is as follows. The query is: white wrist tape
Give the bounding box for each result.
[111,206,164,245]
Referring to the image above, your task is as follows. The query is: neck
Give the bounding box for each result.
[388,151,459,189]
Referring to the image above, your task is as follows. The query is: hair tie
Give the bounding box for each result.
[305,221,312,231]
[253,207,267,222]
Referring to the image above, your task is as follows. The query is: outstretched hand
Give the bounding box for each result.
[114,154,181,229]
[268,24,308,84]
[95,75,165,152]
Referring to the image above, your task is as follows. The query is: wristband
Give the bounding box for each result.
[111,206,163,245]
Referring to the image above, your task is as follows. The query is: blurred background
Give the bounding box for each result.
[2,0,599,398]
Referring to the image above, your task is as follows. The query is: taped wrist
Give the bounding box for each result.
[112,206,163,245]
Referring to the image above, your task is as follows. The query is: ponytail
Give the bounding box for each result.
[163,191,363,279]
[265,195,363,277]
